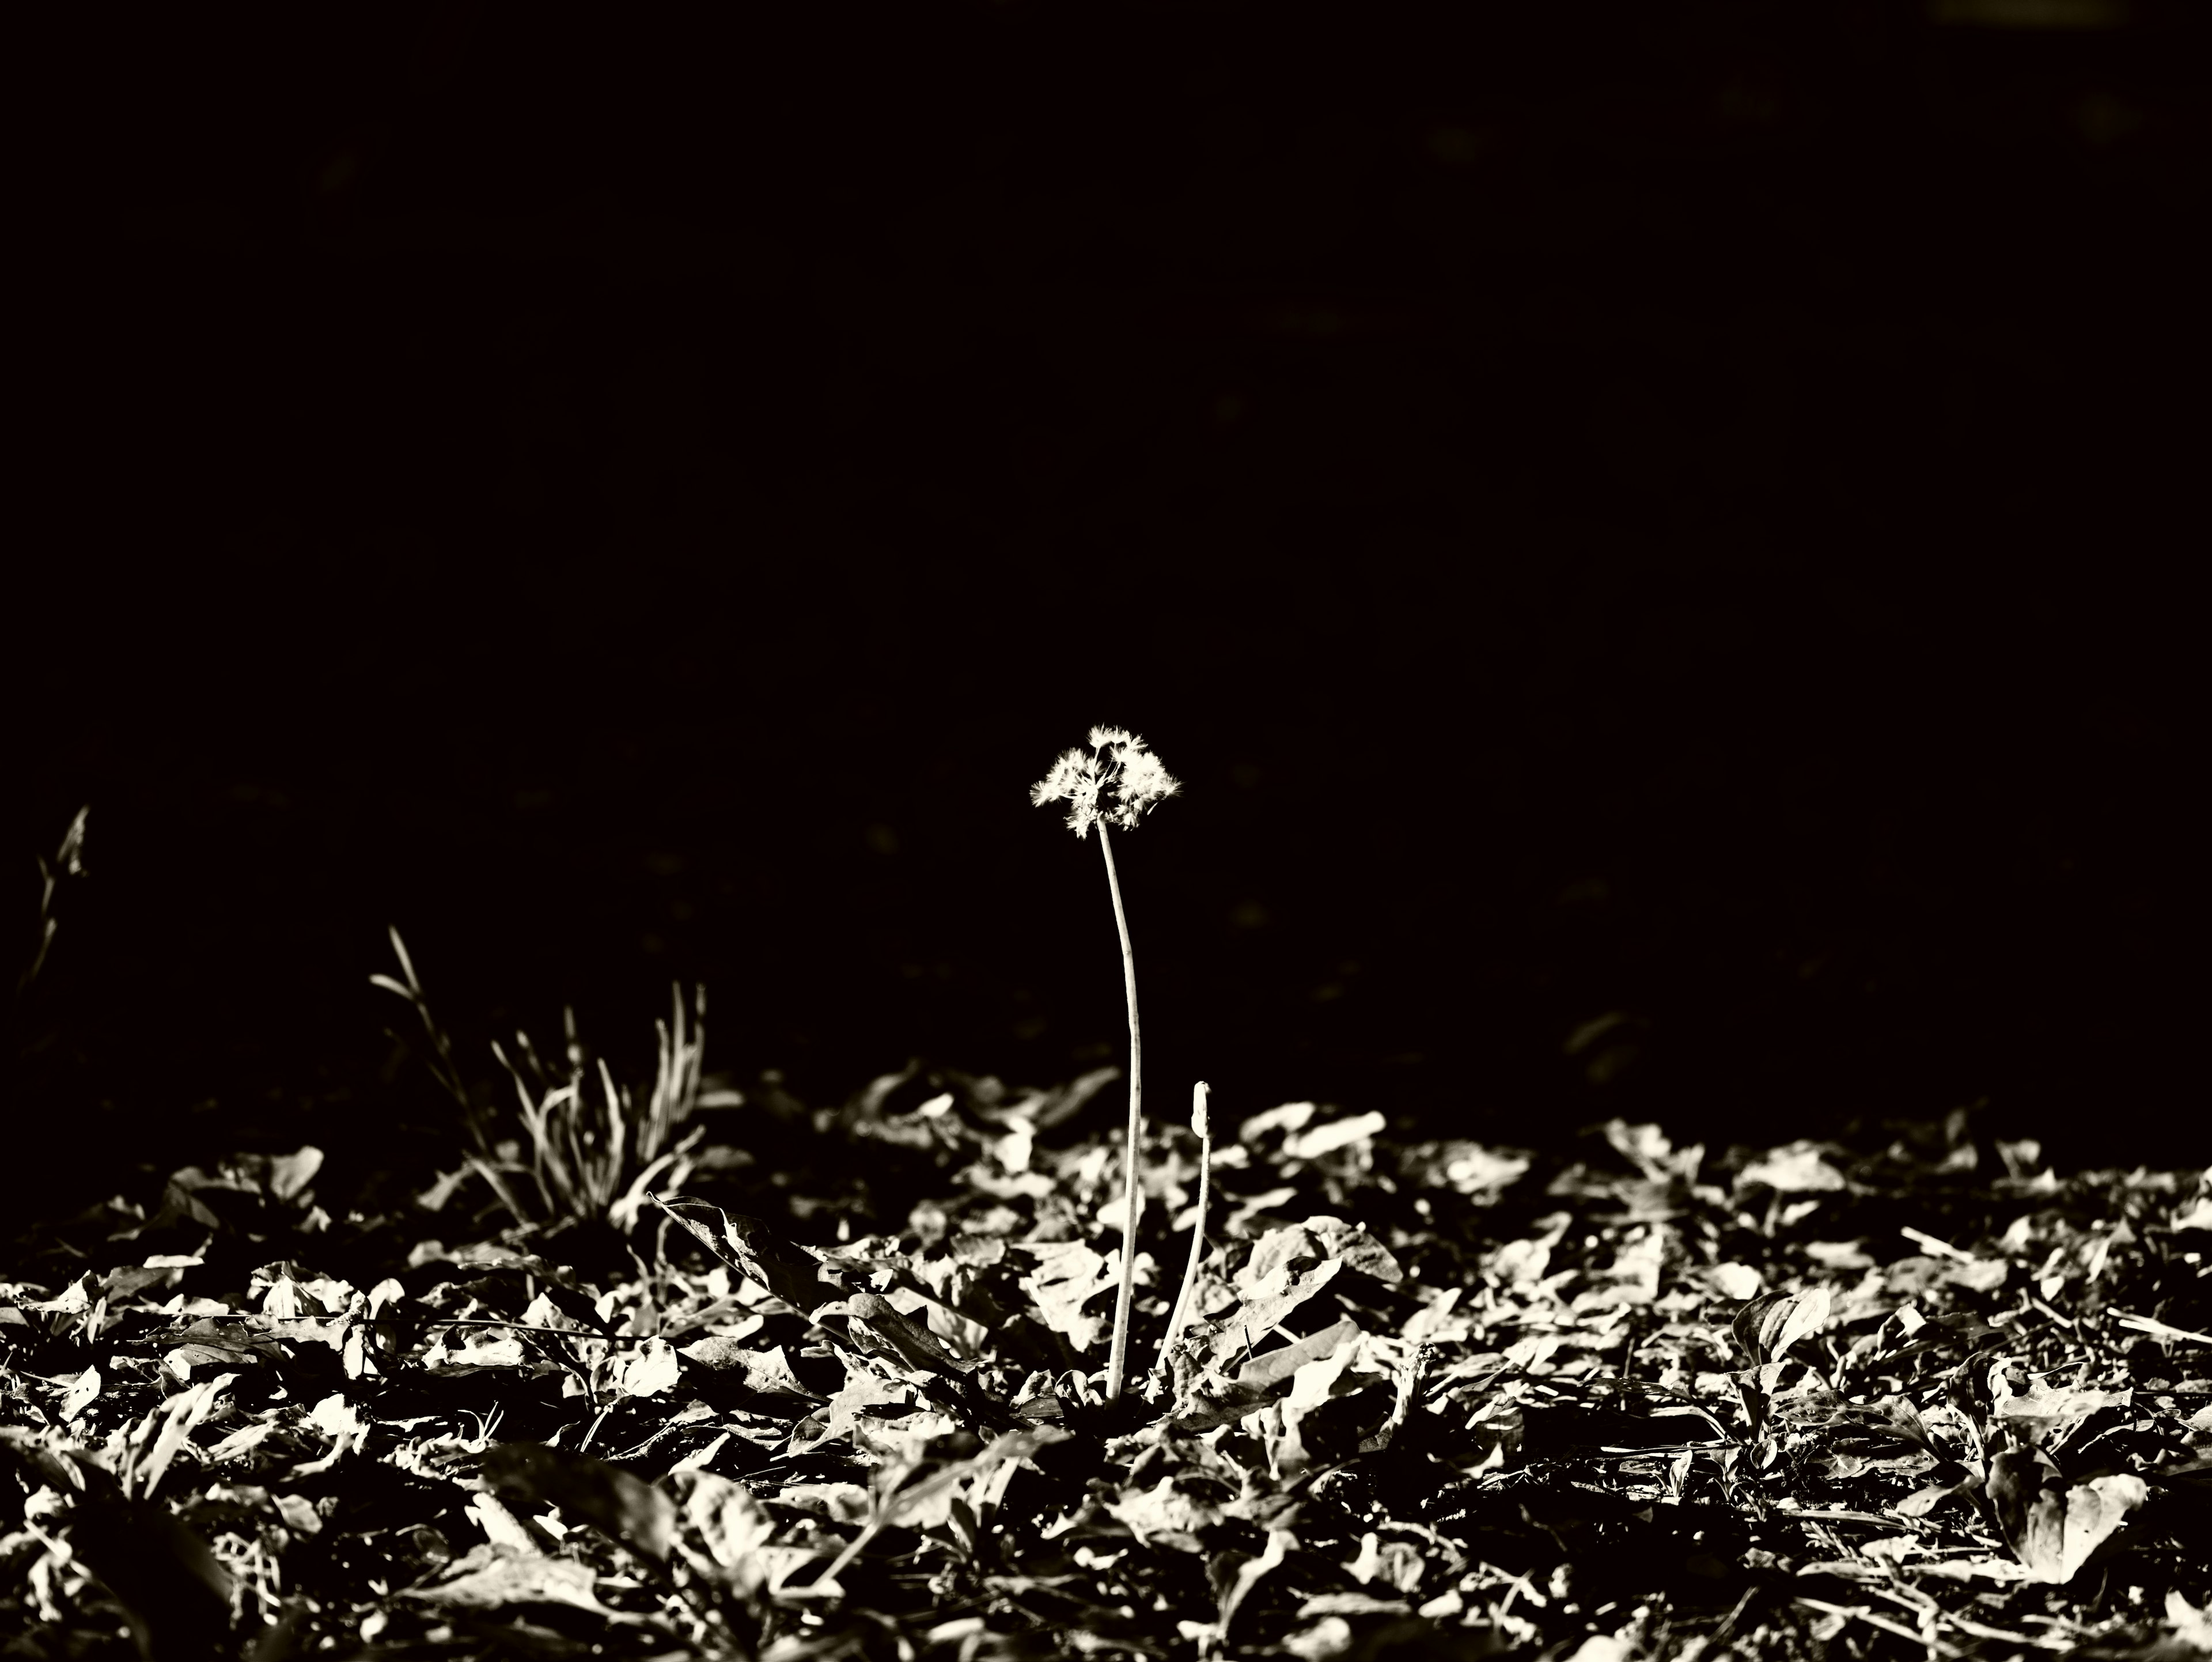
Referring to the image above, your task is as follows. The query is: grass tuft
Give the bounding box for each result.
[372,926,708,1231]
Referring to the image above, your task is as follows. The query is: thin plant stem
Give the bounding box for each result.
[1152,1081,1211,1398]
[1030,726,1179,1401]
[1099,821,1143,1402]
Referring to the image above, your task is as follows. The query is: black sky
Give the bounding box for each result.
[10,2,2201,1199]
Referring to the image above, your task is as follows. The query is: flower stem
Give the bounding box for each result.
[1098,822,1143,1403]
[1152,1082,1211,1398]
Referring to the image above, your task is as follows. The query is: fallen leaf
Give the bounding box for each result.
[840,1291,975,1376]
[1711,1262,1763,1300]
[1990,1446,2149,1583]
[1017,1239,1118,1353]
[1283,1112,1387,1161]
[1109,1474,1223,1544]
[482,1441,677,1561]
[614,1337,683,1398]
[1736,1144,1848,1194]
[680,1335,823,1399]
[404,1543,617,1613]
[668,1467,776,1592]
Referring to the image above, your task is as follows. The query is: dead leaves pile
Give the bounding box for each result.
[4,1082,2211,1660]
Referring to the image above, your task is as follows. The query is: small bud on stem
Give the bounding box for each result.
[1152,1081,1213,1399]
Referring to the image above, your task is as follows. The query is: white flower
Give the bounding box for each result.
[1033,728,1180,839]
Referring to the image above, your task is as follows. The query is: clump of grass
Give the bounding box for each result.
[1032,725,1181,1402]
[372,927,708,1231]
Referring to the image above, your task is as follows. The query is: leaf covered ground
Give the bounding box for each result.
[5,1064,2211,1662]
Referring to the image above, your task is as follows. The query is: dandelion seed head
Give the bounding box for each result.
[1036,726,1180,839]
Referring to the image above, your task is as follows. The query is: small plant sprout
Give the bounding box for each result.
[1032,725,1182,1402]
[1150,1080,1212,1400]
[16,806,88,996]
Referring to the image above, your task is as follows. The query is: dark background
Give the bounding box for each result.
[9,1,2201,1210]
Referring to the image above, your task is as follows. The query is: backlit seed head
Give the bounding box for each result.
[1032,728,1181,839]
